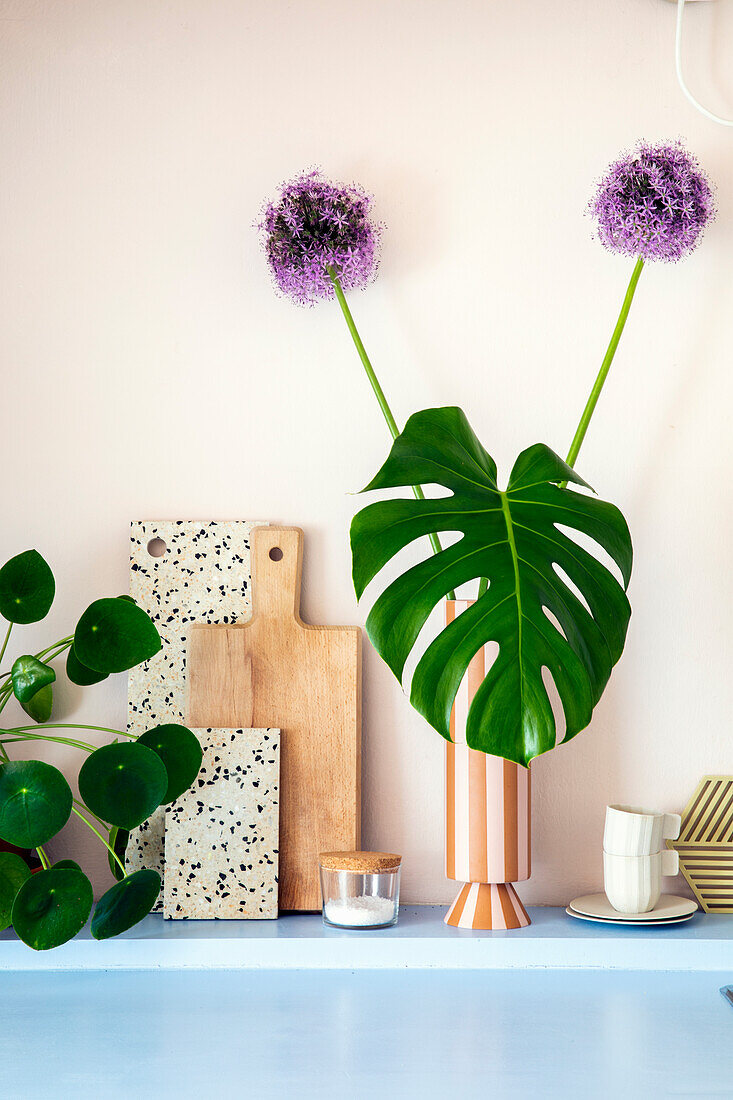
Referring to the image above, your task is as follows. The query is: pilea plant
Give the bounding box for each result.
[262,141,715,767]
[0,549,202,950]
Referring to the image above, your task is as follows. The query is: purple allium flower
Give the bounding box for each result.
[590,141,714,262]
[261,170,380,305]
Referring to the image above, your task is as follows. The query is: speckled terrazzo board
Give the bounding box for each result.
[124,520,268,904]
[164,728,279,920]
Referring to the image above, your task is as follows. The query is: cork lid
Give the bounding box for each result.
[319,850,402,873]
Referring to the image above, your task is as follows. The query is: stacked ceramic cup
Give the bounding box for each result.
[603,805,681,913]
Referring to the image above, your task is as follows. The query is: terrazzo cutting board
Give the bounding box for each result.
[164,727,280,920]
[124,520,268,902]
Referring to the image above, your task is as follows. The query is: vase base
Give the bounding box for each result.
[444,881,530,930]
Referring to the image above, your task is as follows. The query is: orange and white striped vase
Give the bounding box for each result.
[444,600,531,930]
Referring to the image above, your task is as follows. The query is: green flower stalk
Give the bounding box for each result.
[567,141,715,471]
[261,170,456,593]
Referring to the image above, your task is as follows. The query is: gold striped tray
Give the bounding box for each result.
[668,776,733,913]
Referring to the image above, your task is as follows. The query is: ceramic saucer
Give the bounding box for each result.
[566,907,694,927]
[567,893,697,926]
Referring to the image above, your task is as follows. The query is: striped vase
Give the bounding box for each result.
[444,600,531,930]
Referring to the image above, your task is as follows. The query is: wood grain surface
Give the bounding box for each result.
[187,526,361,910]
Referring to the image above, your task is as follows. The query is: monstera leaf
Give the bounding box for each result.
[350,407,632,766]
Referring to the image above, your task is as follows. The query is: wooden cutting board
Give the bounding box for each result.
[187,526,361,910]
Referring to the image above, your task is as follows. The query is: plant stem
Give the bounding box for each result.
[0,677,17,717]
[0,733,96,752]
[327,265,456,599]
[71,805,126,878]
[0,623,12,667]
[0,674,11,759]
[36,846,50,870]
[1,720,137,756]
[8,723,134,740]
[327,265,400,439]
[36,636,74,660]
[0,635,74,683]
[36,640,73,664]
[73,797,108,830]
[565,256,645,470]
[0,688,13,718]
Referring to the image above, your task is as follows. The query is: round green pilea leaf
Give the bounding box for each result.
[78,742,168,830]
[0,852,32,931]
[66,645,108,687]
[0,760,72,848]
[0,549,55,624]
[74,597,161,674]
[137,724,203,804]
[91,869,161,940]
[11,656,56,704]
[20,683,53,723]
[52,859,81,872]
[11,868,93,950]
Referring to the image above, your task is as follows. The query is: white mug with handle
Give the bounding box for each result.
[604,848,680,913]
[604,804,682,857]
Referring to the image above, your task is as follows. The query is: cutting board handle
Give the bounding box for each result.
[251,526,303,623]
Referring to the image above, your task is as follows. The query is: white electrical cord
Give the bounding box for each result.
[675,0,733,125]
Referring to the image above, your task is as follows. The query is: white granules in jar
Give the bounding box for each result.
[323,895,396,927]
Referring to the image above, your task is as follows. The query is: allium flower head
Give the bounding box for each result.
[590,140,714,262]
[261,170,380,305]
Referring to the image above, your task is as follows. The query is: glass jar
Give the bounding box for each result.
[319,851,401,929]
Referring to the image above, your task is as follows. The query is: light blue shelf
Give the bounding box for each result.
[2,907,732,1098]
[3,966,733,1099]
[1,905,731,971]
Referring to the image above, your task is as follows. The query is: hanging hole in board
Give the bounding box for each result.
[269,547,283,562]
[147,537,167,558]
